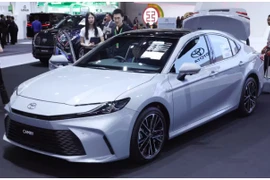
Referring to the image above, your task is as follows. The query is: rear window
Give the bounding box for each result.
[29,13,67,24]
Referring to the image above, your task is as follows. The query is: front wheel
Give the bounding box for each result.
[130,107,167,164]
[238,77,258,116]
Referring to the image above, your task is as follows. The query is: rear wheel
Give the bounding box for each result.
[238,77,258,116]
[130,107,167,164]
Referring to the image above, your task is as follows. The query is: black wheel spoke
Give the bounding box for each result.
[244,80,257,113]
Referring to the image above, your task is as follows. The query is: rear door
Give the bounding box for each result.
[205,33,245,110]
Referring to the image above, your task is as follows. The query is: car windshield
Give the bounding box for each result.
[56,16,83,29]
[75,35,179,73]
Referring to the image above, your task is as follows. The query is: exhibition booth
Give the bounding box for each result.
[4,2,120,40]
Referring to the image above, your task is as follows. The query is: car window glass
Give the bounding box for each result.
[208,35,233,63]
[229,39,239,55]
[171,35,210,73]
[75,36,178,73]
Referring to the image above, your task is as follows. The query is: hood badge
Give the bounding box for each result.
[27,103,37,110]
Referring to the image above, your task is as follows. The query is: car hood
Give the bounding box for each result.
[17,66,156,106]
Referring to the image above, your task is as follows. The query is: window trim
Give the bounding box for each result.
[228,38,241,56]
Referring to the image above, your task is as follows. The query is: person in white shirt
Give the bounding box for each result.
[79,12,104,48]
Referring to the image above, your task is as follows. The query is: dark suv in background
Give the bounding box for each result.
[27,12,69,38]
[55,13,106,62]
[32,13,106,64]
[32,15,84,64]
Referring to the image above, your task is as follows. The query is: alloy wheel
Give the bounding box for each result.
[137,113,165,160]
[244,80,257,113]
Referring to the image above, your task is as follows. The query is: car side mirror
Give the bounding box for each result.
[177,62,201,81]
[49,55,70,71]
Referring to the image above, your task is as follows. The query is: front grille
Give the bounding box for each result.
[5,117,86,156]
[11,108,82,121]
[35,33,54,46]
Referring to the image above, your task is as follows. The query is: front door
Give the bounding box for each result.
[168,35,221,131]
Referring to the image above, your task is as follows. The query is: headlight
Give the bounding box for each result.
[15,86,19,95]
[15,84,26,96]
[77,98,131,116]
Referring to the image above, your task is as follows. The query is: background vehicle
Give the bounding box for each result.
[4,9,265,164]
[32,15,84,64]
[32,13,106,65]
[27,12,69,38]
[54,13,106,61]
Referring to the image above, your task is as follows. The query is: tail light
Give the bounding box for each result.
[236,11,250,20]
[42,24,50,27]
[27,21,31,27]
[236,11,247,16]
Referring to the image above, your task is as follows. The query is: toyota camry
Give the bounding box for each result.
[3,8,265,164]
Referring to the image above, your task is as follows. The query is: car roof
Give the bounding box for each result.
[120,28,192,38]
[119,28,235,39]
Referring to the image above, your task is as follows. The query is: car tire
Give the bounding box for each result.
[78,47,85,59]
[39,58,50,65]
[130,107,167,164]
[237,77,258,116]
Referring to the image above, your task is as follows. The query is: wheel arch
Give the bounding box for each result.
[136,101,171,139]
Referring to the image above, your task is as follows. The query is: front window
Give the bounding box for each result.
[75,36,179,73]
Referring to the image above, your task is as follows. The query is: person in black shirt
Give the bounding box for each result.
[6,16,11,44]
[111,8,132,37]
[108,9,132,57]
[10,16,18,45]
[0,15,7,48]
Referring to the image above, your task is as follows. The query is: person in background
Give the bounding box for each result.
[0,15,7,48]
[133,17,139,29]
[10,16,18,45]
[112,9,132,38]
[261,15,270,77]
[152,23,157,29]
[6,15,11,44]
[31,16,42,36]
[103,12,115,40]
[176,16,181,28]
[123,15,133,28]
[79,12,104,48]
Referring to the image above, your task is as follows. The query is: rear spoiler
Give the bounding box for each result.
[191,8,250,20]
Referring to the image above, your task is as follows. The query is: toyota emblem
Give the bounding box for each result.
[191,48,205,58]
[42,38,47,43]
[27,103,37,110]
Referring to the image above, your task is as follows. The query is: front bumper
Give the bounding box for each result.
[32,46,54,59]
[3,96,138,163]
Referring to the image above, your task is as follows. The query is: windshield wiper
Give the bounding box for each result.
[88,66,109,70]
[129,69,157,73]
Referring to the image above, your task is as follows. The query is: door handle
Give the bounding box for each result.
[239,61,244,66]
[210,70,217,76]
